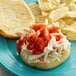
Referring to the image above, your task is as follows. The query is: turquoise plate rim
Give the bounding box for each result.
[0,37,19,76]
[0,59,17,76]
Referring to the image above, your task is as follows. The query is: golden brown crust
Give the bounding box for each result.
[20,46,70,69]
[0,30,19,38]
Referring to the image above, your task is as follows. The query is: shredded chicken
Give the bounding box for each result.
[22,35,70,62]
[16,27,35,36]
[21,23,71,63]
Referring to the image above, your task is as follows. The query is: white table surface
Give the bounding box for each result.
[0,65,13,76]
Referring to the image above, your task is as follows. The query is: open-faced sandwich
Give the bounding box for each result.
[17,22,71,69]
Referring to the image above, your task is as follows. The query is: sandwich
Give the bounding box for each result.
[17,23,71,69]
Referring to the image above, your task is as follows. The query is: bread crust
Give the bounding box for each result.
[20,46,70,69]
[0,30,19,38]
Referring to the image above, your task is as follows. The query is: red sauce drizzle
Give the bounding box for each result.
[17,24,63,55]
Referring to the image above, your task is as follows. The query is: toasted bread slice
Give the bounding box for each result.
[0,0,35,38]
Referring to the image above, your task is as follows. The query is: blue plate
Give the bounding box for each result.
[0,0,76,76]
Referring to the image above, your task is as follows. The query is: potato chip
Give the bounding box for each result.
[38,0,52,11]
[58,3,66,8]
[69,2,76,11]
[41,11,50,16]
[61,28,76,40]
[29,3,48,23]
[49,7,69,21]
[71,20,76,27]
[48,0,61,10]
[29,3,41,16]
[61,21,76,40]
[60,0,72,4]
[67,11,76,18]
[39,0,61,11]
[61,18,74,25]
[50,0,60,5]
[58,18,76,40]
[58,19,67,28]
[35,15,47,23]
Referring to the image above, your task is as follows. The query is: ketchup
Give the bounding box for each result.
[17,24,63,55]
[17,39,24,54]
